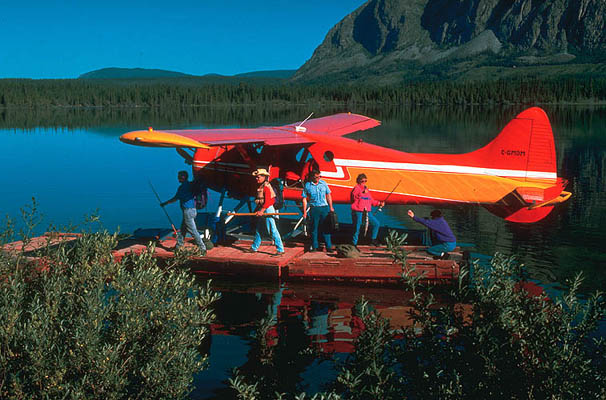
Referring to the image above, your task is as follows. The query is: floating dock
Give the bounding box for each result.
[4,230,465,284]
[113,236,464,284]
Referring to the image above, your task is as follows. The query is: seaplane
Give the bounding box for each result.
[120,107,570,223]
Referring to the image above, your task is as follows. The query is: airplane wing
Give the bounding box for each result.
[119,113,380,148]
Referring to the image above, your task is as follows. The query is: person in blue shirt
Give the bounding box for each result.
[407,209,456,259]
[160,170,207,256]
[302,169,334,252]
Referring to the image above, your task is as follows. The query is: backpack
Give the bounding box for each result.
[326,211,339,233]
[336,244,360,258]
[192,180,208,210]
[270,178,284,210]
[195,187,208,210]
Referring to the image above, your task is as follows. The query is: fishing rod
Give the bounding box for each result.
[149,181,178,236]
[374,179,402,215]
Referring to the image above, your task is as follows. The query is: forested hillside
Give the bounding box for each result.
[1,77,605,108]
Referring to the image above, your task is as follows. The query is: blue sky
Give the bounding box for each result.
[0,0,367,79]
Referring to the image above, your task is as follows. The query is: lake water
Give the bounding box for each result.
[1,105,605,397]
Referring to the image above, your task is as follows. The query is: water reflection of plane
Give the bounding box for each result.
[209,282,462,353]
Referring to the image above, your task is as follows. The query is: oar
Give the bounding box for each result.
[374,179,402,215]
[226,212,299,216]
[149,181,178,236]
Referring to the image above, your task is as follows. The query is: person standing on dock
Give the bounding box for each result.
[302,169,334,252]
[160,170,207,256]
[407,209,456,259]
[250,168,285,256]
[351,173,384,247]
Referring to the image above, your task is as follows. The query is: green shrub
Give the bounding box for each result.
[328,236,606,399]
[0,225,219,399]
[227,232,606,399]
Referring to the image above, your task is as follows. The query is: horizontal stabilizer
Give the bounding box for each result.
[484,178,570,223]
[504,206,555,223]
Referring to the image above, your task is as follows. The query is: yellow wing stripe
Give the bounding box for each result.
[120,129,210,149]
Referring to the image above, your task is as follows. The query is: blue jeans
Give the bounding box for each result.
[252,205,284,253]
[177,208,206,250]
[427,241,456,256]
[309,205,332,250]
[351,210,380,245]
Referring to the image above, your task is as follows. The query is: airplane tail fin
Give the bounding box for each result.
[464,107,570,223]
[465,107,557,182]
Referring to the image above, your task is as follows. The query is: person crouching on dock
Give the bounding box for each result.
[407,209,456,259]
[250,168,285,256]
[351,173,384,247]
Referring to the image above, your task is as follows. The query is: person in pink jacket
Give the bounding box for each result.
[351,173,384,247]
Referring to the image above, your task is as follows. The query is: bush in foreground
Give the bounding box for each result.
[230,232,606,399]
[332,238,606,399]
[0,227,218,399]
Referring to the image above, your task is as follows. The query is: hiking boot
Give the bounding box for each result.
[432,252,450,260]
[370,239,380,246]
[271,251,285,257]
[199,249,207,257]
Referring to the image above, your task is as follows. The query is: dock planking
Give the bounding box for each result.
[112,236,463,283]
[286,245,461,283]
[4,234,465,284]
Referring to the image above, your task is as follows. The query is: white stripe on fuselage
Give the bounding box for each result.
[332,159,556,180]
[192,158,556,180]
[193,160,250,168]
[319,166,345,179]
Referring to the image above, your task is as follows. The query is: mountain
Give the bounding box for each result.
[234,70,296,78]
[79,68,193,79]
[293,0,606,84]
[79,68,296,80]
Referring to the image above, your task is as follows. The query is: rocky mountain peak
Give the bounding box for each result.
[293,0,606,84]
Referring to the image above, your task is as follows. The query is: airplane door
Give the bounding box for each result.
[306,143,343,180]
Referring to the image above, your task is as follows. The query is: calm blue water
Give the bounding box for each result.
[1,126,233,234]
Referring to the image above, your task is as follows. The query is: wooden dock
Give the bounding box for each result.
[114,236,464,283]
[4,232,465,284]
